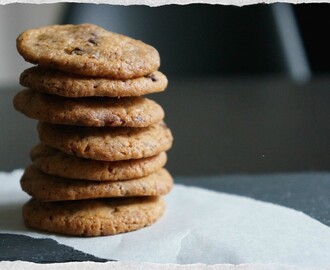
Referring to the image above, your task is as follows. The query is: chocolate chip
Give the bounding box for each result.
[71,47,84,55]
[146,74,158,82]
[88,38,98,45]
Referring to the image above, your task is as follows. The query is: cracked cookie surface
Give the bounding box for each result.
[17,24,160,79]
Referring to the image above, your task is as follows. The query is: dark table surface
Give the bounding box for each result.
[1,76,330,262]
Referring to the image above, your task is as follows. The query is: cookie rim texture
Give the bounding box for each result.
[31,143,167,181]
[16,24,160,79]
[37,122,173,161]
[23,196,165,236]
[13,89,164,127]
[21,165,173,201]
[20,67,168,97]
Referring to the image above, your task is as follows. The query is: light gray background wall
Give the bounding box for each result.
[0,4,64,86]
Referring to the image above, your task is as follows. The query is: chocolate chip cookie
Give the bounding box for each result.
[17,24,160,79]
[14,89,164,127]
[37,122,173,161]
[20,67,167,97]
[23,196,165,236]
[21,165,173,201]
[31,144,167,181]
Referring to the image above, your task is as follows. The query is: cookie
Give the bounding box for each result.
[17,24,160,79]
[31,144,167,181]
[21,165,173,201]
[13,89,164,127]
[20,67,167,98]
[23,196,165,236]
[37,122,173,161]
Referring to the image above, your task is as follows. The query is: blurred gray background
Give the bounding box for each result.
[1,3,330,176]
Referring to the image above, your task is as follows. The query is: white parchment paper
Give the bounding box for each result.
[0,261,325,270]
[1,170,330,268]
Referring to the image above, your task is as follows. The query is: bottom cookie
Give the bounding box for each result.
[23,197,165,237]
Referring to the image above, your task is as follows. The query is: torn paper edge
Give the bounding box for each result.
[0,0,329,6]
[0,261,323,270]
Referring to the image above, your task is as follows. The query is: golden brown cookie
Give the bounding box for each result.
[37,122,173,161]
[21,165,173,201]
[20,67,168,97]
[17,24,160,79]
[31,144,167,181]
[13,89,164,127]
[23,196,165,236]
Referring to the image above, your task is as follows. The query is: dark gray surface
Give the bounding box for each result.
[2,76,330,175]
[0,233,108,263]
[176,172,330,227]
[156,76,330,175]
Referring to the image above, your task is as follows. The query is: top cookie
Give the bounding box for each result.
[16,24,160,79]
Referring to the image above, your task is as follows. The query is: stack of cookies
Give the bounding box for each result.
[13,24,173,237]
